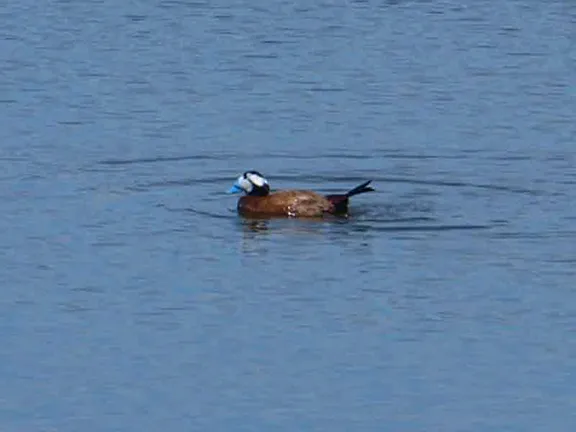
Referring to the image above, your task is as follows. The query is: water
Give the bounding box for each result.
[1,0,575,430]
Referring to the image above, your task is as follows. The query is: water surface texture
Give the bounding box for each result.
[1,0,575,430]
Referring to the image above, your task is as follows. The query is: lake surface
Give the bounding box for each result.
[1,0,575,430]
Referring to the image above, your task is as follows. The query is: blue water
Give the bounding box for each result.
[1,0,575,430]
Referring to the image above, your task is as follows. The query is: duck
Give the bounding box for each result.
[227,171,374,218]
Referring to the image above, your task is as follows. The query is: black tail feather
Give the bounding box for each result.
[346,180,375,197]
[326,180,375,215]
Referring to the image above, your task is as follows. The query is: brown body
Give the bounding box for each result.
[238,191,334,217]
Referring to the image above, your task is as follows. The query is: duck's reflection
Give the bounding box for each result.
[237,215,378,260]
[238,214,349,236]
[241,217,272,234]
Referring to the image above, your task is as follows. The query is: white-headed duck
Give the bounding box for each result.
[228,171,374,217]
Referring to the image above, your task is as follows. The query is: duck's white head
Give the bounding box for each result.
[228,171,270,196]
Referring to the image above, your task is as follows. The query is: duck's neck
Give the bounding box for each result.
[248,185,270,197]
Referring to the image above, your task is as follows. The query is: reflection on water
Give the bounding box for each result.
[236,203,492,238]
[238,216,335,239]
[241,218,271,233]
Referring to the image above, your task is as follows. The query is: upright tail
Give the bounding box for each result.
[326,180,375,215]
[346,180,375,197]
